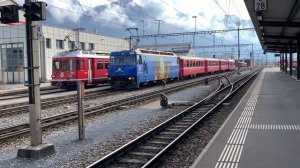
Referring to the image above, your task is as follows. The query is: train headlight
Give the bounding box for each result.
[128,77,135,80]
[51,75,56,78]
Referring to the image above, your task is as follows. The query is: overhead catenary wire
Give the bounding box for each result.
[56,0,184,42]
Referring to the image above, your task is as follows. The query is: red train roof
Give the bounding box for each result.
[53,50,110,58]
[178,56,205,60]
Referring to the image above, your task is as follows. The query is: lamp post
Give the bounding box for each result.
[140,20,144,35]
[192,16,197,56]
[236,21,241,72]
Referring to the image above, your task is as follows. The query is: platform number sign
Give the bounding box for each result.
[255,0,267,11]
[35,24,42,39]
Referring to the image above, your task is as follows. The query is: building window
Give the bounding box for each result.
[1,43,24,72]
[89,43,94,50]
[80,42,85,50]
[46,38,51,48]
[56,40,64,49]
[68,41,75,50]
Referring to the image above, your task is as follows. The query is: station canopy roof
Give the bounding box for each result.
[244,0,300,53]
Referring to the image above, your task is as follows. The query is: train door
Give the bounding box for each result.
[137,55,144,83]
[94,58,106,81]
[88,58,93,83]
[143,56,148,81]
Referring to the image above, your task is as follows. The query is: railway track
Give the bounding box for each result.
[86,68,261,168]
[0,86,58,100]
[0,84,110,101]
[0,70,248,117]
[0,88,65,101]
[0,88,120,116]
[0,71,230,142]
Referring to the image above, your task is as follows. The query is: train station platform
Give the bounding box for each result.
[192,67,300,168]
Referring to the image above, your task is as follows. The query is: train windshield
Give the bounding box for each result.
[53,60,60,71]
[53,59,84,71]
[62,60,77,71]
[110,54,136,65]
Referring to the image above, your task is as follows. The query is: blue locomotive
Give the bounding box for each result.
[108,49,180,89]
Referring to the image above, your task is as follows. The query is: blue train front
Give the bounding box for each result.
[108,49,180,89]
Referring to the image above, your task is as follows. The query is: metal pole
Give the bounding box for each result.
[280,53,282,71]
[75,22,80,49]
[251,43,254,68]
[265,54,267,67]
[155,20,162,50]
[290,46,293,76]
[237,26,240,70]
[285,51,288,73]
[25,0,42,146]
[77,81,85,140]
[141,20,144,35]
[297,39,300,80]
[129,36,132,50]
[192,16,197,55]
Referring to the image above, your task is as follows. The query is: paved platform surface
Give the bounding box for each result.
[192,67,300,168]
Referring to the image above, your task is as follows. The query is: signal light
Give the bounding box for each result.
[23,2,47,21]
[0,5,19,24]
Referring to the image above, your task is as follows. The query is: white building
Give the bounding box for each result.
[0,0,129,84]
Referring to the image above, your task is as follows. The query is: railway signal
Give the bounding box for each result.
[23,1,47,21]
[0,0,55,159]
[0,5,19,24]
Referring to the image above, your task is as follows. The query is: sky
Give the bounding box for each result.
[14,0,267,62]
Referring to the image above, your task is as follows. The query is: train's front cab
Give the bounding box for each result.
[108,50,141,88]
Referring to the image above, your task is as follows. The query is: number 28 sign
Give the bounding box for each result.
[254,0,268,11]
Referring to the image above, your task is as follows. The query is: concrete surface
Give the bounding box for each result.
[192,67,300,168]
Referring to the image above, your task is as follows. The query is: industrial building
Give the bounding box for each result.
[0,0,129,84]
[0,23,129,84]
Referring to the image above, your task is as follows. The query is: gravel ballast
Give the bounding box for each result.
[0,80,218,168]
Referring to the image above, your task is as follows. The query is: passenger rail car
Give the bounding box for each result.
[205,58,220,73]
[239,62,248,68]
[228,59,235,70]
[51,50,110,89]
[109,49,180,89]
[179,56,205,77]
[220,59,229,71]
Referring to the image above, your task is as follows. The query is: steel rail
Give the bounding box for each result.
[0,69,251,141]
[0,70,238,116]
[87,68,261,168]
[0,73,224,141]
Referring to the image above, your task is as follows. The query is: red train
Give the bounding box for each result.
[238,62,248,68]
[51,50,110,88]
[178,56,236,78]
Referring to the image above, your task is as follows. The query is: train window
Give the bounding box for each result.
[62,60,76,71]
[97,61,104,69]
[77,60,84,70]
[137,55,142,64]
[70,60,77,71]
[186,61,189,67]
[105,61,109,69]
[110,57,115,64]
[53,60,60,71]
[113,55,135,65]
[62,60,70,71]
